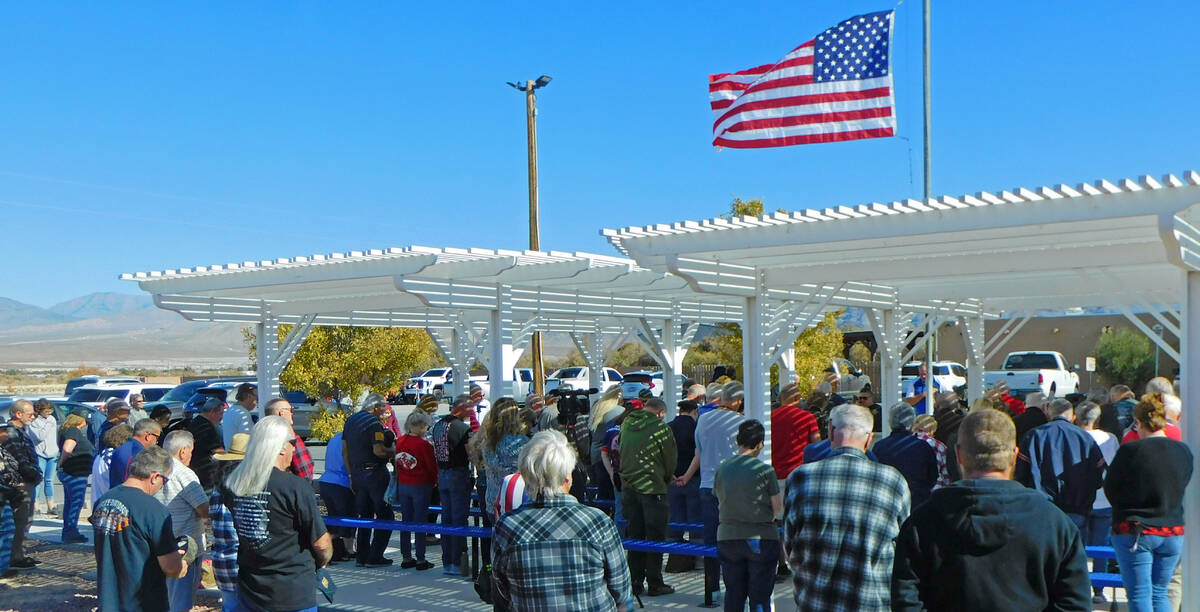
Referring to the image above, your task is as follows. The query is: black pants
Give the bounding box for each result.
[590,461,614,502]
[352,468,393,562]
[718,539,780,612]
[622,489,669,590]
[319,482,356,539]
[11,493,30,562]
[475,474,492,565]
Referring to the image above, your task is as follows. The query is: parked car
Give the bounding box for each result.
[900,361,968,396]
[145,380,214,420]
[620,372,656,399]
[544,366,623,394]
[401,368,452,402]
[181,383,319,439]
[67,383,173,409]
[984,351,1080,398]
[0,397,95,427]
[64,376,140,396]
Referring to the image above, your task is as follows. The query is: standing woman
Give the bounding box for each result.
[317,430,356,562]
[394,410,437,570]
[483,400,534,514]
[28,400,59,515]
[56,414,92,543]
[1104,394,1194,612]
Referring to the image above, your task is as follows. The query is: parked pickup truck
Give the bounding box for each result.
[402,367,537,403]
[984,351,1080,398]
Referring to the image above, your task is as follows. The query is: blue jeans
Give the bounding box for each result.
[1085,508,1112,593]
[237,588,316,612]
[1112,533,1183,612]
[668,478,701,540]
[35,456,57,504]
[395,483,432,560]
[219,588,238,612]
[718,539,780,612]
[0,504,13,575]
[700,487,721,591]
[439,467,471,567]
[352,468,394,563]
[58,471,88,538]
[166,558,201,612]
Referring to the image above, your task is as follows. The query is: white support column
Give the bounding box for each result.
[1183,271,1200,611]
[962,316,986,403]
[742,277,771,463]
[487,286,517,402]
[255,314,281,415]
[569,328,606,399]
[776,348,796,387]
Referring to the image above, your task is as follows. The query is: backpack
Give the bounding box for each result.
[431,416,452,464]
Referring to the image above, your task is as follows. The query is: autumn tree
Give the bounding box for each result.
[244,325,439,403]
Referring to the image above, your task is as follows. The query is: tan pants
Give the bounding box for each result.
[1168,560,1182,612]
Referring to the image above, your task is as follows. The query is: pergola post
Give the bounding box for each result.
[1184,271,1200,610]
[962,315,986,403]
[742,281,771,462]
[487,286,517,402]
[627,309,698,419]
[776,347,796,388]
[255,314,281,411]
[866,308,901,429]
[569,327,607,400]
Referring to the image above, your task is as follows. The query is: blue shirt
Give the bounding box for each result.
[108,438,146,488]
[871,430,939,508]
[804,440,879,464]
[318,433,351,489]
[909,378,942,415]
[1015,417,1106,516]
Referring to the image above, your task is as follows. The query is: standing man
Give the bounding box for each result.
[263,398,314,479]
[715,419,783,612]
[1016,398,1106,532]
[109,419,163,488]
[619,397,678,597]
[3,401,41,570]
[872,403,939,509]
[98,399,132,449]
[187,397,226,491]
[93,446,189,612]
[666,399,701,549]
[784,404,910,611]
[892,408,1090,610]
[128,394,150,424]
[156,431,209,612]
[675,380,746,594]
[470,384,490,432]
[1013,391,1049,442]
[905,364,940,415]
[221,383,257,450]
[342,393,396,567]
[432,394,474,575]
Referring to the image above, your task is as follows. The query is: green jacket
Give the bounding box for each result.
[618,409,678,495]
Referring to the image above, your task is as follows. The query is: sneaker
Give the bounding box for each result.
[10,559,35,569]
[400,558,417,569]
[62,534,88,544]
[442,564,458,576]
[363,558,393,567]
[415,560,434,571]
[646,583,675,597]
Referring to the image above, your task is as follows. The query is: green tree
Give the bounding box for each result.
[848,340,873,365]
[791,310,846,390]
[244,325,439,403]
[1094,327,1155,392]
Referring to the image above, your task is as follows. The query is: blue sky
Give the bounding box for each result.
[3,2,1198,307]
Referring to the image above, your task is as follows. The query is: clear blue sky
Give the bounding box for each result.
[3,2,1197,307]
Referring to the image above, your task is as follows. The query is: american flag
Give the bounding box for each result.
[709,10,895,149]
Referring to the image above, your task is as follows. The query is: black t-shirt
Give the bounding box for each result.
[59,426,95,477]
[433,415,472,469]
[343,411,390,471]
[220,468,327,611]
[187,416,222,489]
[93,484,176,612]
[667,414,697,477]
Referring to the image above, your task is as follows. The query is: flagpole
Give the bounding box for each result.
[922,0,934,410]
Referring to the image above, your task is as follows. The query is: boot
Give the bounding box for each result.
[664,553,696,573]
[331,538,349,562]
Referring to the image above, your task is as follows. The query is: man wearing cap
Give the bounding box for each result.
[264,398,314,479]
[469,384,490,432]
[342,393,396,567]
[98,399,132,450]
[431,394,475,575]
[187,397,226,491]
[528,393,558,433]
[221,384,257,450]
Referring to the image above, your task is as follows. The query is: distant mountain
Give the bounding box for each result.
[0,297,78,330]
[48,292,153,319]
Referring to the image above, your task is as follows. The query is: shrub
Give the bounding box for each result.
[309,404,351,442]
[1094,327,1155,393]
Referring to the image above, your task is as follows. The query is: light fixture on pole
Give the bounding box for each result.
[507,75,552,396]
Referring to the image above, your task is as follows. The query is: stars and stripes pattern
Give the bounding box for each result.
[709,10,896,149]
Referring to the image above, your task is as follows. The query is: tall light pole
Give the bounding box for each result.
[508,75,552,396]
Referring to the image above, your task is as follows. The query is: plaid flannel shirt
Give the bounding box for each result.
[209,488,238,592]
[290,437,314,480]
[492,495,631,612]
[914,431,951,488]
[784,446,910,612]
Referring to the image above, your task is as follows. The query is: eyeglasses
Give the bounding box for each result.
[154,473,170,486]
[148,432,161,441]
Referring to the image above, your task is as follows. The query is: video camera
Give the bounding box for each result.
[548,387,597,428]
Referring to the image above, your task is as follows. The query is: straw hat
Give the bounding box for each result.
[214,433,249,460]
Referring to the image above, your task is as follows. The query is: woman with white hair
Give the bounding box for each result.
[218,416,332,612]
[492,430,632,611]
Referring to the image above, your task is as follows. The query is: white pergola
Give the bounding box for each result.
[121,246,757,411]
[606,170,1200,606]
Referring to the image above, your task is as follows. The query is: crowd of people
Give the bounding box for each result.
[0,368,1191,612]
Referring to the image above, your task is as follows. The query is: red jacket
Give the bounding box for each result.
[395,434,438,486]
[1001,394,1026,416]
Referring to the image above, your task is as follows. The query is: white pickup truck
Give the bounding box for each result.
[984,351,1080,398]
[401,367,536,403]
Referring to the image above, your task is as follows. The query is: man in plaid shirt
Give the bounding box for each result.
[492,430,632,612]
[784,404,910,612]
[264,398,314,479]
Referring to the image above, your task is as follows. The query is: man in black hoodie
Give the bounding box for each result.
[892,408,1090,611]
